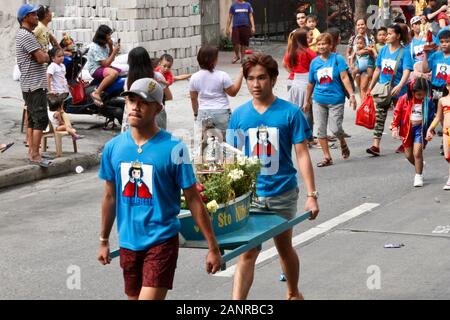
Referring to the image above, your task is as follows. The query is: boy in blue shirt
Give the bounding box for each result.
[227,53,319,300]
[97,78,221,300]
[226,0,256,64]
[423,29,450,102]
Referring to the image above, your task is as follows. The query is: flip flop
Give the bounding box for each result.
[28,158,52,168]
[0,142,14,153]
[90,92,104,107]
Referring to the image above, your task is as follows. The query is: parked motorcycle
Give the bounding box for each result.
[63,45,126,128]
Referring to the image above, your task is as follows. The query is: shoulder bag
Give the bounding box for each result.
[371,47,404,107]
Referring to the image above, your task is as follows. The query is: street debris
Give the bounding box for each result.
[384,243,405,249]
[75,166,84,174]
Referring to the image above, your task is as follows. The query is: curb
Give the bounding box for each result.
[0,152,101,190]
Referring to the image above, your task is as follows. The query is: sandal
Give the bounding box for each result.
[231,56,240,64]
[0,142,14,153]
[28,158,52,168]
[341,143,350,159]
[317,158,333,167]
[90,92,104,107]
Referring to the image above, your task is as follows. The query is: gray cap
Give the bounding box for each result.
[121,78,163,106]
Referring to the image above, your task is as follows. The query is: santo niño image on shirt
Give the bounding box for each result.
[414,44,424,60]
[317,67,334,85]
[248,126,279,158]
[381,58,397,75]
[436,63,450,81]
[121,161,153,204]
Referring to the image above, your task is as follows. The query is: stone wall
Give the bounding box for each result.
[50,0,202,75]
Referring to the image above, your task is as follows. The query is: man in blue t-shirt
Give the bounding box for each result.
[227,53,319,300]
[226,0,256,64]
[97,78,221,300]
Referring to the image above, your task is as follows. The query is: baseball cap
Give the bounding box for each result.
[410,16,421,25]
[121,78,164,106]
[17,4,39,22]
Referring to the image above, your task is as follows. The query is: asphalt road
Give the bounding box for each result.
[1,45,449,300]
[0,107,448,300]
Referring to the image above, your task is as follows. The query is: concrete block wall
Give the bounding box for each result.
[50,0,201,75]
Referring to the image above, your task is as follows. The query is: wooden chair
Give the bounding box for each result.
[42,114,78,158]
[21,105,27,133]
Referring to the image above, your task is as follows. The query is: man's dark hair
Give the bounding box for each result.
[93,25,113,47]
[242,53,279,80]
[159,53,174,64]
[439,29,450,40]
[37,5,50,21]
[197,45,219,72]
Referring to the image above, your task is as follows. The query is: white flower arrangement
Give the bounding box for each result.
[206,200,219,213]
[228,169,244,181]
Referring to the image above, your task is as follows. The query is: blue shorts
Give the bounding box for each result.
[412,124,423,144]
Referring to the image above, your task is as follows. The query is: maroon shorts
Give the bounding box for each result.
[119,236,179,297]
[232,26,251,47]
[92,66,122,80]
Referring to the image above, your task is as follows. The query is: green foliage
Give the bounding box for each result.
[220,36,234,51]
[201,173,234,204]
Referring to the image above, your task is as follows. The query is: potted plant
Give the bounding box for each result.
[179,156,261,240]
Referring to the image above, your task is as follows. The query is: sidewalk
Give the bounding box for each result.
[0,42,345,190]
[0,64,119,189]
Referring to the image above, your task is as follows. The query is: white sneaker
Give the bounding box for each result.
[414,174,424,187]
[443,179,450,190]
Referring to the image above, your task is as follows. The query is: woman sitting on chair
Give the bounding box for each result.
[86,25,121,106]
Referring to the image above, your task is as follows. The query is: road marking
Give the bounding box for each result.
[214,203,380,277]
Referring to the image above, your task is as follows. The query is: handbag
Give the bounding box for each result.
[355,94,376,130]
[69,79,86,105]
[371,48,404,107]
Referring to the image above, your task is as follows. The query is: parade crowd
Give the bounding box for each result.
[13,0,450,301]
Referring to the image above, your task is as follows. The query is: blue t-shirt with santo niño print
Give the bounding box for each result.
[410,37,426,63]
[227,97,312,198]
[308,53,349,105]
[99,130,196,251]
[427,50,450,88]
[375,44,414,97]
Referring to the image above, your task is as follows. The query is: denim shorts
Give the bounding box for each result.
[412,124,423,144]
[251,187,299,221]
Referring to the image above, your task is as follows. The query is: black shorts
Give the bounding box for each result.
[23,89,48,131]
[232,26,251,47]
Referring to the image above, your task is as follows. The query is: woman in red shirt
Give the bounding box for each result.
[283,28,317,144]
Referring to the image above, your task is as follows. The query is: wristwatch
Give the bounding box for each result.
[307,191,319,199]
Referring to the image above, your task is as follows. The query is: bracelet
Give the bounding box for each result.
[99,236,109,242]
[430,119,439,129]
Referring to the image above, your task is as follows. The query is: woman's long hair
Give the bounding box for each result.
[288,28,310,67]
[93,25,113,47]
[127,47,155,90]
